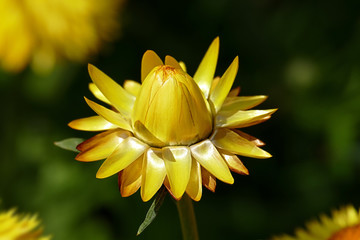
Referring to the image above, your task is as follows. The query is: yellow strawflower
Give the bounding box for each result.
[69,37,277,201]
[0,208,50,240]
[0,0,123,73]
[272,205,360,240]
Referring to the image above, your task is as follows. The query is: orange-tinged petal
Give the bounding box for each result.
[88,64,135,116]
[219,150,249,175]
[89,83,111,104]
[141,148,166,202]
[68,116,117,131]
[119,156,143,197]
[193,37,219,98]
[209,76,220,97]
[201,168,216,192]
[96,137,148,178]
[162,146,192,199]
[227,87,241,97]
[209,56,239,113]
[165,55,182,69]
[84,97,132,132]
[212,128,272,159]
[190,139,234,184]
[141,50,163,82]
[233,130,265,147]
[221,95,268,111]
[216,109,277,128]
[186,159,202,201]
[123,80,141,97]
[76,130,131,162]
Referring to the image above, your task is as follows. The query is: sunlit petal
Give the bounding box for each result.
[216,109,277,128]
[219,150,249,175]
[209,56,239,113]
[212,128,272,158]
[186,159,202,201]
[119,157,143,197]
[201,167,216,192]
[141,50,163,82]
[162,146,192,199]
[233,130,265,147]
[123,80,141,97]
[221,95,268,111]
[68,115,117,131]
[193,37,219,98]
[96,137,148,178]
[76,130,131,162]
[165,55,182,69]
[88,64,136,116]
[84,97,132,132]
[89,83,111,104]
[179,61,187,72]
[190,139,234,184]
[141,148,166,202]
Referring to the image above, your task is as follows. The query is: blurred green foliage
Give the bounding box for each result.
[1,0,360,239]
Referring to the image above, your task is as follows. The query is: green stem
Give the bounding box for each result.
[176,194,199,240]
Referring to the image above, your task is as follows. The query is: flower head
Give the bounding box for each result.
[0,208,50,240]
[0,0,123,73]
[69,37,277,201]
[272,205,360,240]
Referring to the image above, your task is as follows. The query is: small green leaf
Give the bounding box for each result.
[137,187,167,236]
[54,138,84,152]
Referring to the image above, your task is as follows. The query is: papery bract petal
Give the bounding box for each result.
[193,37,219,98]
[123,80,141,97]
[212,128,272,159]
[209,56,239,113]
[216,109,277,128]
[162,146,192,199]
[201,168,216,192]
[88,64,135,116]
[186,159,202,201]
[141,148,166,202]
[119,157,143,197]
[141,50,163,82]
[190,139,234,184]
[84,97,132,132]
[68,116,117,131]
[221,95,268,111]
[219,150,249,175]
[89,83,111,104]
[96,137,148,178]
[165,55,182,69]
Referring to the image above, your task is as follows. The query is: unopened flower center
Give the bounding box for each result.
[132,64,213,147]
[328,224,360,240]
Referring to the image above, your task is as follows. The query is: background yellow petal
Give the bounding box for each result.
[88,64,136,116]
[186,159,202,201]
[68,116,117,131]
[85,97,132,132]
[76,130,130,162]
[212,128,272,159]
[221,95,268,111]
[201,168,216,192]
[219,150,249,175]
[96,137,148,179]
[179,61,187,72]
[227,87,241,97]
[141,50,163,82]
[162,146,192,199]
[193,37,219,98]
[209,56,239,113]
[233,130,265,147]
[119,157,143,197]
[123,80,141,97]
[190,139,234,184]
[89,83,111,105]
[216,109,277,128]
[165,55,182,69]
[141,148,166,202]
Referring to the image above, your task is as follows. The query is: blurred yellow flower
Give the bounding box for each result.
[0,208,50,240]
[69,37,276,202]
[0,0,124,73]
[272,205,360,240]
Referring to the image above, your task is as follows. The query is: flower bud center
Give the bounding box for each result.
[132,65,213,147]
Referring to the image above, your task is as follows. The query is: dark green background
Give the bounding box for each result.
[1,0,360,239]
